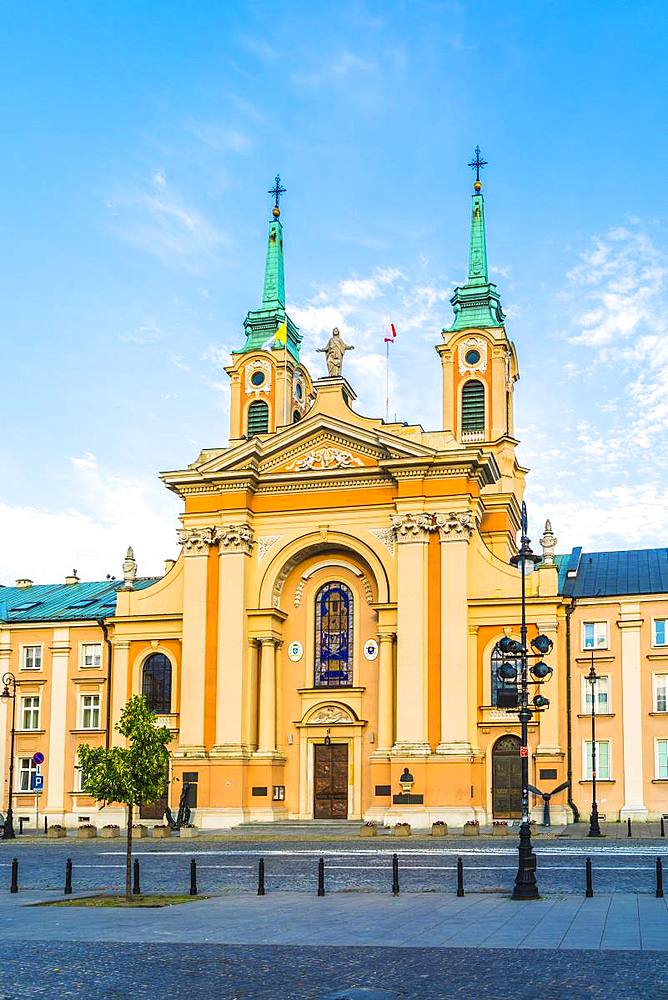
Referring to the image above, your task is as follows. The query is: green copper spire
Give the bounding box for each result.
[235,175,302,361]
[449,149,505,332]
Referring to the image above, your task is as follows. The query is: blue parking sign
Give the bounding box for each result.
[32,774,44,791]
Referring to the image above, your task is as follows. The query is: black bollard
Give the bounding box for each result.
[44,816,48,835]
[64,858,73,895]
[456,857,464,897]
[133,858,141,896]
[190,859,198,896]
[10,858,18,894]
[392,853,400,896]
[18,817,25,835]
[257,858,265,896]
[585,857,593,898]
[317,857,325,897]
[627,817,632,838]
[656,858,664,899]
[661,817,665,838]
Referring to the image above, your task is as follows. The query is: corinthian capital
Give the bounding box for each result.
[391,512,434,542]
[177,526,217,552]
[215,522,254,555]
[435,511,474,542]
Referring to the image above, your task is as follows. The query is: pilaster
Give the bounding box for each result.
[176,525,215,757]
[618,605,648,819]
[436,511,473,755]
[256,636,281,758]
[110,639,131,748]
[46,628,70,815]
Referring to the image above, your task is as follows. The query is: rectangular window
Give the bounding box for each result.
[80,694,101,730]
[654,620,668,647]
[584,740,611,781]
[74,765,84,792]
[654,675,668,713]
[656,740,668,780]
[22,645,42,670]
[582,675,610,714]
[583,622,608,650]
[81,642,102,669]
[20,695,40,731]
[18,757,38,792]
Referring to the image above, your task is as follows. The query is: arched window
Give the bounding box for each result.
[292,410,301,423]
[247,400,269,437]
[315,582,353,687]
[490,641,520,707]
[142,653,172,714]
[461,380,485,435]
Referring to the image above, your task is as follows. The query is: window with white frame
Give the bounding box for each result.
[656,740,668,780]
[18,756,39,792]
[582,675,610,714]
[583,740,611,780]
[21,645,42,670]
[80,642,102,669]
[80,694,101,730]
[654,675,668,713]
[653,620,668,647]
[583,622,608,650]
[20,695,40,731]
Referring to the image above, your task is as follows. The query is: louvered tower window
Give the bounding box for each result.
[247,400,269,437]
[461,380,485,435]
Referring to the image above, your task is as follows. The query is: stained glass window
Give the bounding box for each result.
[142,653,172,714]
[315,582,353,687]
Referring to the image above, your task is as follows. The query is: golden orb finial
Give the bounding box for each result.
[474,179,482,193]
[272,206,281,218]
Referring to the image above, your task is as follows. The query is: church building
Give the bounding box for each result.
[2,167,667,829]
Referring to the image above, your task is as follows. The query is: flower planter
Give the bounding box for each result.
[100,827,120,839]
[132,826,148,839]
[431,823,448,837]
[179,826,197,838]
[77,827,97,839]
[463,825,480,837]
[152,826,172,839]
[493,824,510,836]
[393,824,411,837]
[359,825,377,837]
[47,827,66,839]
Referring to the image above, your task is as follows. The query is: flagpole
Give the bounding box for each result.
[385,338,389,422]
[284,346,288,425]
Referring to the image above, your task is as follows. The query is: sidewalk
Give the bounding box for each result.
[2,890,667,950]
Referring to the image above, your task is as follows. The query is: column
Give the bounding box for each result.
[177,526,215,756]
[47,627,70,817]
[213,522,254,756]
[110,639,130,748]
[619,604,648,819]
[256,637,280,756]
[392,513,431,754]
[376,632,396,752]
[436,511,473,754]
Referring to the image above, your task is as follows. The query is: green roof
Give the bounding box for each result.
[0,579,159,623]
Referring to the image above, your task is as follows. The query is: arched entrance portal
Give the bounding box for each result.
[492,735,522,818]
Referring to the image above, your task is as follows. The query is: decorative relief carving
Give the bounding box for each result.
[293,579,306,608]
[369,527,395,554]
[177,526,216,552]
[435,511,474,541]
[458,336,488,376]
[257,534,282,561]
[286,447,364,472]
[214,523,254,554]
[390,512,434,541]
[244,358,271,396]
[308,705,354,725]
[361,574,373,604]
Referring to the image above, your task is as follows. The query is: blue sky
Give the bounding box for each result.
[2,0,668,582]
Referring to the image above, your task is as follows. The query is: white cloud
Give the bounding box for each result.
[120,319,163,345]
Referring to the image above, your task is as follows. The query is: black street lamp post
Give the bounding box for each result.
[1,672,18,840]
[497,502,554,900]
[587,651,603,837]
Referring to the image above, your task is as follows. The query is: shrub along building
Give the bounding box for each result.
[2,171,667,829]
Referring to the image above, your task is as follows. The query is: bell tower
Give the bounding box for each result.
[436,149,519,445]
[225,175,312,444]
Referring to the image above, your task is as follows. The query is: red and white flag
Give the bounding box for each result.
[384,322,397,344]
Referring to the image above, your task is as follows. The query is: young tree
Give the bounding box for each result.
[78,695,172,900]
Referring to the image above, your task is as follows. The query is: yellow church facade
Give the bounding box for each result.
[2,174,667,830]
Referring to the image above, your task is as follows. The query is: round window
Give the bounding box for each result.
[295,381,303,400]
[250,370,265,387]
[465,349,481,366]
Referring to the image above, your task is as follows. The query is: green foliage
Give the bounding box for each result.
[78,695,172,808]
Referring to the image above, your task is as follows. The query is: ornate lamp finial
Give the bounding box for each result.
[268,174,286,218]
[540,520,557,566]
[468,145,488,191]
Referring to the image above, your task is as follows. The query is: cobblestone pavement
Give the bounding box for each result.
[2,942,668,999]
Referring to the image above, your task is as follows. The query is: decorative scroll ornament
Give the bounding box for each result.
[257,534,282,561]
[458,336,488,375]
[244,358,271,396]
[540,519,557,566]
[214,523,254,554]
[286,448,364,472]
[177,526,217,552]
[308,705,353,725]
[434,511,474,541]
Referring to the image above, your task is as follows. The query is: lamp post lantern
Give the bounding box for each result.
[586,651,603,837]
[1,672,18,840]
[498,502,554,900]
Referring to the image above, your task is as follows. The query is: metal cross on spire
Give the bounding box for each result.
[468,146,488,183]
[268,174,286,215]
